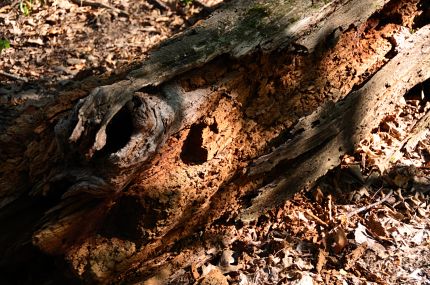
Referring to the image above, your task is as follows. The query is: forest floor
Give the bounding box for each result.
[1,0,430,284]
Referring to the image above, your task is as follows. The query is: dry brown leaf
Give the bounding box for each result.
[354,223,386,255]
[191,263,200,280]
[327,226,348,254]
[316,248,328,273]
[365,213,389,240]
[27,37,44,46]
[312,187,324,204]
[344,242,367,270]
[200,267,228,285]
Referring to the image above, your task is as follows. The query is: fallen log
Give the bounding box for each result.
[0,0,428,283]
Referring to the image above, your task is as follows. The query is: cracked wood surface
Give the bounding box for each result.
[241,25,430,222]
[67,0,388,163]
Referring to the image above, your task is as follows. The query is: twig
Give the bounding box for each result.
[305,209,329,227]
[69,0,129,17]
[147,0,170,11]
[328,194,333,222]
[0,70,28,82]
[346,190,393,218]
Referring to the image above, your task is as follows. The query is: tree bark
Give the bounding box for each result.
[0,0,429,283]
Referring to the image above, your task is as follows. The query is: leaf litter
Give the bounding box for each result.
[0,0,221,96]
[190,82,430,284]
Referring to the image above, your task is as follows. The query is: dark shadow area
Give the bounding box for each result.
[101,195,149,243]
[180,123,209,164]
[413,0,430,29]
[0,196,79,285]
[0,253,78,285]
[404,77,430,105]
[96,105,134,157]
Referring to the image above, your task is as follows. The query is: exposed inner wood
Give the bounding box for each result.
[66,0,389,161]
[242,25,430,221]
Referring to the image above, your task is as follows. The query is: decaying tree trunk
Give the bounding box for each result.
[1,0,429,283]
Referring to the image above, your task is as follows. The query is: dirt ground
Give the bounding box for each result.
[0,0,222,94]
[1,0,430,284]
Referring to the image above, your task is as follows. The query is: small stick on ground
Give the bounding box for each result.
[69,0,129,17]
[346,190,393,218]
[147,0,170,11]
[0,70,28,82]
[305,209,329,227]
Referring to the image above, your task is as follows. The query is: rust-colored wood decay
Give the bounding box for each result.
[0,0,429,283]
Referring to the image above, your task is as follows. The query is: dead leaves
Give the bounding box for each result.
[357,86,430,174]
[0,0,209,91]
[177,155,430,284]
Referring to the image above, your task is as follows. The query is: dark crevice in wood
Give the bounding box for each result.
[375,0,406,29]
[96,106,134,157]
[404,78,430,111]
[209,120,219,134]
[180,123,209,165]
[101,195,148,243]
[384,34,400,59]
[266,125,297,150]
[413,0,430,29]
[137,84,161,94]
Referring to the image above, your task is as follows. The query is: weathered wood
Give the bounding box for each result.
[66,0,388,164]
[241,24,430,221]
[38,2,390,247]
[0,0,426,283]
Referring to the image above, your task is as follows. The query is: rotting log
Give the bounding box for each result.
[0,0,429,283]
[242,25,430,221]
